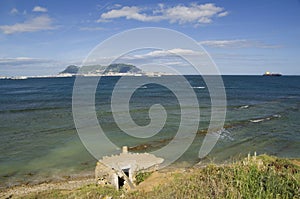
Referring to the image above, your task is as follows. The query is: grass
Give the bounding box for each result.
[135,171,153,185]
[15,154,300,199]
[127,154,300,199]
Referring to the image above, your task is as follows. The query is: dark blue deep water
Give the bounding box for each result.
[0,76,299,188]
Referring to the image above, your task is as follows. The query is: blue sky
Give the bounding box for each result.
[0,0,300,76]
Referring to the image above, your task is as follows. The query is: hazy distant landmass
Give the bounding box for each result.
[0,63,169,79]
[59,65,80,74]
[59,63,142,75]
[0,63,170,79]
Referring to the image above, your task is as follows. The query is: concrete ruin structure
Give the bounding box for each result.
[95,146,164,190]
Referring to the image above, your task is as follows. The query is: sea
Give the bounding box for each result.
[0,75,299,188]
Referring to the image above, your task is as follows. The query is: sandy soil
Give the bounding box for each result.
[134,168,187,192]
[0,177,95,199]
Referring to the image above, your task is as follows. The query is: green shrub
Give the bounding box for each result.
[135,171,153,185]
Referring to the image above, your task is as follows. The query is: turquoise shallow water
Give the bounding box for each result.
[0,75,299,188]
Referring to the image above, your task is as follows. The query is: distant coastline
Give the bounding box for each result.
[2,74,300,80]
[0,63,175,79]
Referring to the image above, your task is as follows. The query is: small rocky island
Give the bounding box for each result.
[59,63,169,77]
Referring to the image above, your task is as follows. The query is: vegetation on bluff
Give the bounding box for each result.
[11,155,300,199]
[128,155,300,199]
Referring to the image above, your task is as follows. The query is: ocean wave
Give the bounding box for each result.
[218,128,234,141]
[249,119,265,123]
[250,114,281,123]
[198,128,234,141]
[238,105,250,109]
[224,87,239,89]
[0,106,67,114]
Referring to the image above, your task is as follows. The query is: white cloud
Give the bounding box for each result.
[32,6,48,12]
[113,48,206,70]
[145,48,204,57]
[162,3,224,24]
[113,4,122,8]
[0,57,38,63]
[200,40,248,48]
[0,57,67,76]
[200,39,281,48]
[117,48,209,74]
[0,15,56,34]
[10,8,19,15]
[83,48,204,67]
[97,3,228,25]
[218,11,229,17]
[0,57,55,66]
[98,6,160,22]
[79,27,105,31]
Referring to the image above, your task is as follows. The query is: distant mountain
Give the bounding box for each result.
[105,63,141,73]
[59,63,142,75]
[59,65,79,74]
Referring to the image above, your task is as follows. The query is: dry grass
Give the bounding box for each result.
[127,154,300,199]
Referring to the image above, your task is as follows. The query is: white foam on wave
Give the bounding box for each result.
[239,105,250,109]
[211,128,234,141]
[272,114,281,118]
[250,114,281,123]
[250,119,265,123]
[192,86,205,89]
